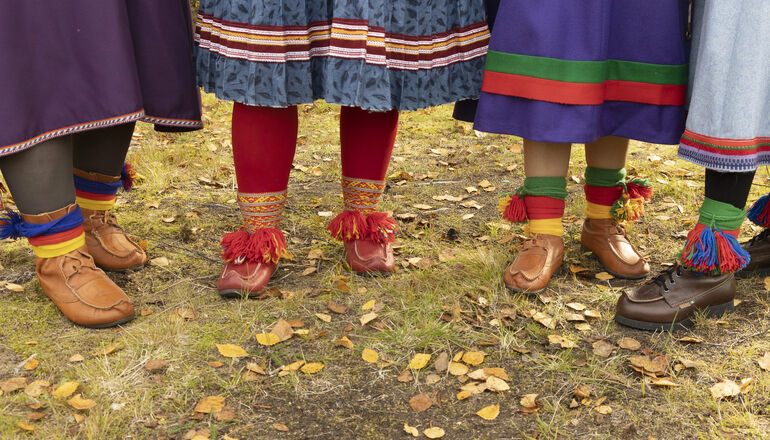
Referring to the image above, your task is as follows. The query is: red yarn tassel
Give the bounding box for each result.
[627,182,653,201]
[365,211,397,244]
[327,210,368,241]
[498,194,527,222]
[221,227,289,264]
[121,163,137,191]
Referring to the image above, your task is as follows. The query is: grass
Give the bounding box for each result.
[1,94,770,439]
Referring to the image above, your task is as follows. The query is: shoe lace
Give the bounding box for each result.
[747,228,770,247]
[650,265,682,292]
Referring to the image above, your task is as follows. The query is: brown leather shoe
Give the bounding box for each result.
[82,208,148,272]
[344,240,395,274]
[741,229,770,273]
[36,246,135,328]
[581,218,650,279]
[615,265,735,331]
[217,260,277,298]
[503,233,564,294]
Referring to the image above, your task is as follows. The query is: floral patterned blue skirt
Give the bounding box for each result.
[194,0,490,111]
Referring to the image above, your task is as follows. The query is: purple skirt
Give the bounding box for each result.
[474,0,690,145]
[0,0,203,157]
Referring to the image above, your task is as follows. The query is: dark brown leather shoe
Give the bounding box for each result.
[36,246,135,328]
[581,218,650,279]
[503,233,564,294]
[741,229,770,273]
[615,265,735,331]
[217,260,277,298]
[82,208,148,272]
[344,240,395,274]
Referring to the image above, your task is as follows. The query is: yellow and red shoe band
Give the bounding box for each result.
[528,218,564,237]
[73,170,122,211]
[238,190,288,231]
[0,206,86,258]
[341,176,386,214]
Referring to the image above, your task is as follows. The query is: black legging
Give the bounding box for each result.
[704,168,756,210]
[0,123,135,214]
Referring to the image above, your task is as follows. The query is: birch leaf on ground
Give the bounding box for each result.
[423,427,445,439]
[408,353,431,370]
[68,394,97,410]
[476,404,500,420]
[194,396,226,413]
[216,343,249,357]
[758,352,770,371]
[53,382,79,399]
[255,333,281,346]
[462,351,486,366]
[403,423,419,437]
[361,348,379,363]
[711,380,741,400]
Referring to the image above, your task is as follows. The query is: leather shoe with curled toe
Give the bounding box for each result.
[503,233,564,294]
[217,258,277,298]
[82,208,148,272]
[615,264,736,332]
[36,246,135,328]
[344,239,395,275]
[581,218,650,279]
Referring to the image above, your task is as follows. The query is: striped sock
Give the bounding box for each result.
[341,176,385,214]
[525,195,565,236]
[584,167,652,221]
[499,176,567,236]
[73,169,122,211]
[327,177,396,243]
[238,190,288,231]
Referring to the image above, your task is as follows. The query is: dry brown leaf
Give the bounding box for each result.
[26,412,45,421]
[678,358,707,369]
[592,340,615,358]
[758,352,770,371]
[272,423,289,432]
[566,302,586,311]
[283,361,305,372]
[208,361,223,368]
[564,313,586,322]
[595,272,614,280]
[462,351,486,366]
[425,374,441,385]
[1,377,27,393]
[335,336,354,349]
[649,377,680,387]
[194,396,225,413]
[53,381,79,399]
[68,394,97,410]
[246,362,266,375]
[255,333,281,346]
[301,267,317,276]
[710,381,741,400]
[574,385,593,399]
[764,276,770,291]
[169,306,199,322]
[629,355,669,375]
[408,353,431,370]
[327,301,348,314]
[68,354,85,363]
[300,362,324,374]
[548,334,576,349]
[17,421,35,432]
[217,343,249,357]
[467,369,487,380]
[456,390,473,400]
[520,394,538,409]
[595,405,612,415]
[360,312,378,326]
[214,406,237,422]
[92,342,122,357]
[270,319,295,342]
[618,337,641,351]
[315,313,332,323]
[584,309,602,319]
[678,336,704,344]
[484,368,510,381]
[145,359,167,372]
[423,427,445,439]
[740,377,754,394]
[24,380,49,398]
[397,369,414,383]
[403,423,419,437]
[448,362,469,376]
[6,283,24,292]
[531,311,556,330]
[569,265,588,274]
[150,256,170,266]
[486,376,510,392]
[575,323,592,332]
[434,352,449,372]
[476,404,500,420]
[409,393,432,412]
[361,348,379,363]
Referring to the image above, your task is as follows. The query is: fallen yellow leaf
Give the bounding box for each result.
[335,336,354,349]
[255,333,281,347]
[361,348,379,363]
[194,396,225,413]
[423,427,445,439]
[476,404,500,420]
[216,343,249,357]
[462,351,486,366]
[362,299,376,311]
[23,359,39,371]
[315,313,332,323]
[711,380,741,400]
[300,362,324,374]
[17,421,35,431]
[68,394,97,410]
[360,312,378,326]
[447,362,469,376]
[53,382,79,399]
[757,352,770,371]
[403,423,419,437]
[408,353,431,370]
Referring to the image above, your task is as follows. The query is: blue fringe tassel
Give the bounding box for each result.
[747,194,770,227]
[679,224,750,274]
[0,210,24,240]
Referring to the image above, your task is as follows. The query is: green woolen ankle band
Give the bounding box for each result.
[584,166,626,187]
[517,176,568,200]
[697,197,746,230]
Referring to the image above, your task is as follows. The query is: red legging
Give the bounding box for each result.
[231,103,398,194]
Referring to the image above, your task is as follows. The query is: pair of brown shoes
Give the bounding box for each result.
[504,218,649,294]
[217,238,395,297]
[615,229,770,331]
[27,204,147,328]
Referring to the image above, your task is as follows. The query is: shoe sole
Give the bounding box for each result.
[218,289,264,299]
[580,245,649,280]
[505,267,561,295]
[78,315,135,329]
[614,300,735,332]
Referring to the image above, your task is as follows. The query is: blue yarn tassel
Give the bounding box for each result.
[679,224,750,274]
[747,194,770,228]
[0,209,23,240]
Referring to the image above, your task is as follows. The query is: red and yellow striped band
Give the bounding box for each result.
[30,231,86,258]
[528,218,563,237]
[76,195,117,211]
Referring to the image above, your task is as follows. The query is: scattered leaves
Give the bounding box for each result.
[548,334,576,349]
[68,394,97,410]
[531,311,556,329]
[53,382,79,399]
[476,404,500,420]
[216,344,249,358]
[409,353,431,370]
[271,319,295,342]
[335,336,354,349]
[194,396,225,413]
[592,340,615,358]
[361,348,379,363]
[360,312,378,326]
[145,359,167,372]
[710,381,741,400]
[409,393,433,412]
[462,351,486,366]
[255,333,281,346]
[300,362,324,374]
[618,337,641,351]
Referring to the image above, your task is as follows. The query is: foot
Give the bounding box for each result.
[82,208,148,272]
[615,265,735,331]
[581,218,650,279]
[36,246,135,328]
[217,260,277,298]
[344,240,395,274]
[503,233,564,294]
[741,229,770,272]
